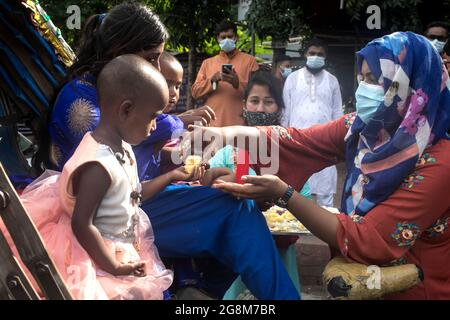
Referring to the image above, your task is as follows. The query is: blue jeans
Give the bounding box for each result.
[141,184,300,300]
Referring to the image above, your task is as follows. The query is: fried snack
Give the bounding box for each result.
[263,206,308,233]
[184,155,202,174]
[323,256,423,300]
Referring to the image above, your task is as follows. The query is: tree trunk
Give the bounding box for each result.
[186,35,197,110]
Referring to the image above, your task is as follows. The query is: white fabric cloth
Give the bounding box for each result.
[281,67,343,196]
[62,134,142,237]
[316,193,334,207]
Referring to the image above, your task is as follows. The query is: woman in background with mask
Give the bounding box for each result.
[200,70,311,299]
[198,32,450,299]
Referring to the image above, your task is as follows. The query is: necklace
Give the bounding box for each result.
[104,143,142,251]
[113,149,142,203]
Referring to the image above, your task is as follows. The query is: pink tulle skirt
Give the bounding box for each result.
[5,171,173,300]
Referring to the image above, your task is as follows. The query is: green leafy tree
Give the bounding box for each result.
[246,0,309,60]
[41,0,123,47]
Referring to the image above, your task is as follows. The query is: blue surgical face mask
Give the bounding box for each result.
[429,39,446,53]
[306,55,325,69]
[281,67,292,78]
[219,38,236,53]
[355,81,385,124]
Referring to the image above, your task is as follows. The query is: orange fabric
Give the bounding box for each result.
[191,50,259,127]
[253,116,348,192]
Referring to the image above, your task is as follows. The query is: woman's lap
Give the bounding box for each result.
[141,184,259,257]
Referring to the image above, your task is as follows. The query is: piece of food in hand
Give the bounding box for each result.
[184,155,202,174]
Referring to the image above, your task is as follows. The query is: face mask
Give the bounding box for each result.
[281,67,292,78]
[306,55,325,69]
[429,39,446,53]
[242,109,280,126]
[219,38,236,53]
[355,81,385,124]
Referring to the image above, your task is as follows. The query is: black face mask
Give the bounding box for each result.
[242,109,281,126]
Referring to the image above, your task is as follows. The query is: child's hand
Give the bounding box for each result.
[114,261,147,277]
[200,167,235,186]
[169,164,207,182]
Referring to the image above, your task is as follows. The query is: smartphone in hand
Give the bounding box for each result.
[222,64,233,73]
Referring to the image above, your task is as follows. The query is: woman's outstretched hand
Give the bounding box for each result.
[181,125,224,162]
[213,175,288,201]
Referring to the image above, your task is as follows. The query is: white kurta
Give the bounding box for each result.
[281,67,343,196]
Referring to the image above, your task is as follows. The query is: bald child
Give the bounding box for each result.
[72,54,204,277]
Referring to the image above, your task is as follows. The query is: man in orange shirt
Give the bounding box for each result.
[192,21,259,127]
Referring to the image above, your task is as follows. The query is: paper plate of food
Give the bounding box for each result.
[263,206,310,235]
[263,206,341,235]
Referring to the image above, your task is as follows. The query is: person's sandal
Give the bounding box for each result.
[323,256,424,300]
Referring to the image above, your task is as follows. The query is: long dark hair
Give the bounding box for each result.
[33,2,168,172]
[70,2,168,79]
[244,70,285,111]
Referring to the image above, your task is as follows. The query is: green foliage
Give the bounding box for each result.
[40,0,123,48]
[345,0,424,32]
[148,0,232,53]
[236,26,272,58]
[246,0,307,41]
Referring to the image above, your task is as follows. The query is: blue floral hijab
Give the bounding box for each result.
[342,32,450,216]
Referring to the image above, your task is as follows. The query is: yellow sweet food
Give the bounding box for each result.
[262,206,308,233]
[184,155,202,174]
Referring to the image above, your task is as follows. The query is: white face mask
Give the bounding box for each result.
[355,81,385,124]
[306,55,325,69]
[429,39,446,53]
[281,67,292,78]
[219,38,236,53]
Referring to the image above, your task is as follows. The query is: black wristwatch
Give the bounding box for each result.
[275,185,294,208]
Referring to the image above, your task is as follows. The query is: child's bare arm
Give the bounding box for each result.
[140,171,173,201]
[200,167,235,186]
[71,163,145,277]
[141,165,206,201]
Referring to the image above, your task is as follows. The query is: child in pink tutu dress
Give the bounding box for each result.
[18,55,205,299]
